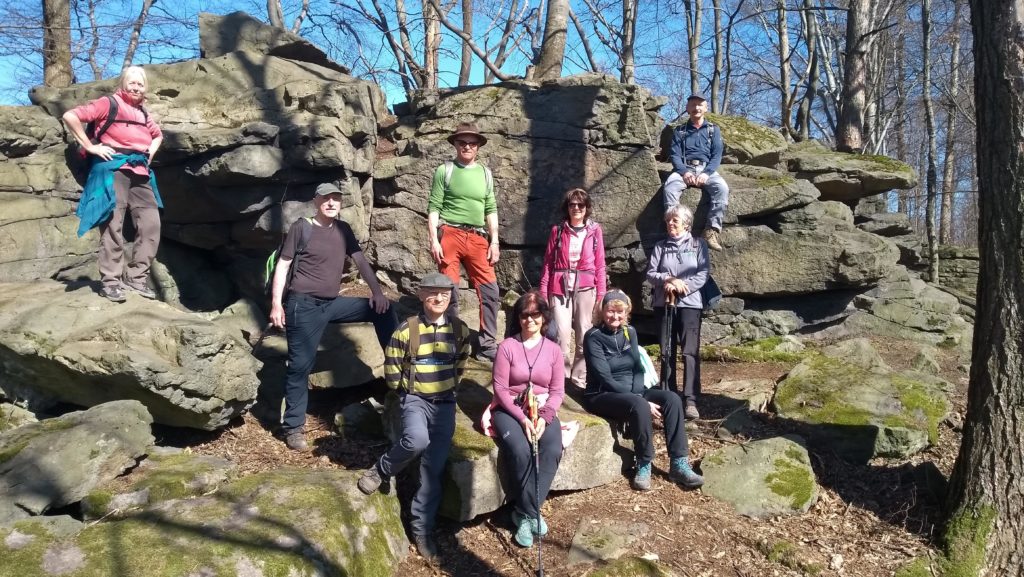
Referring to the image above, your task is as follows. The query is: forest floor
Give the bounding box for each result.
[173,336,968,577]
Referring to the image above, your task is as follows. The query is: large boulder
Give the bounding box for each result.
[199,11,350,74]
[0,106,64,157]
[658,113,789,167]
[0,400,153,523]
[782,140,918,202]
[0,282,261,430]
[677,164,820,224]
[701,435,819,518]
[773,342,949,462]
[711,225,899,296]
[0,192,97,282]
[0,468,409,576]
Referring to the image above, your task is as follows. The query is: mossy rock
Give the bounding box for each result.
[703,336,807,363]
[774,353,949,462]
[781,140,917,201]
[679,164,818,225]
[0,403,37,433]
[585,555,675,577]
[702,435,819,518]
[82,450,237,520]
[660,113,788,167]
[758,539,823,575]
[0,468,408,577]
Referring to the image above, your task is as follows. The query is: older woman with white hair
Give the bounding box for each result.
[646,204,710,420]
[63,65,163,303]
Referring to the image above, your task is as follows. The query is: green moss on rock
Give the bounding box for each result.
[940,504,996,577]
[449,422,495,461]
[894,558,932,577]
[587,555,673,577]
[702,338,806,363]
[765,456,815,510]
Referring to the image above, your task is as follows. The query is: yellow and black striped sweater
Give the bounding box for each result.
[384,314,471,395]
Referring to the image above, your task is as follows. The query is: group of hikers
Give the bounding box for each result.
[67,68,730,562]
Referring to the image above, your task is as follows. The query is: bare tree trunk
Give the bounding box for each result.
[836,0,870,152]
[423,1,441,89]
[569,8,600,73]
[267,0,284,28]
[943,0,1024,573]
[535,0,568,80]
[458,0,473,85]
[620,0,637,84]
[42,0,74,87]
[939,0,962,245]
[122,0,155,69]
[683,0,703,95]
[82,0,102,80]
[711,0,723,111]
[777,0,792,137]
[794,0,819,141]
[922,0,939,281]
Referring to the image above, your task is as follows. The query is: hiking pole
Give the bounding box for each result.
[527,384,544,577]
[660,291,675,391]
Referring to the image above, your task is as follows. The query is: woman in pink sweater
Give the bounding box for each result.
[491,290,565,548]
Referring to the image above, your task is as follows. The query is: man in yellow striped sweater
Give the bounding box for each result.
[357,272,471,561]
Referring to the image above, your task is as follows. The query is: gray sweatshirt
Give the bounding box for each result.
[646,232,709,309]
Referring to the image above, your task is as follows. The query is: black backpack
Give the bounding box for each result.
[73,95,150,159]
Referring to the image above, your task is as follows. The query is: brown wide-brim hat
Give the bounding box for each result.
[447,122,488,146]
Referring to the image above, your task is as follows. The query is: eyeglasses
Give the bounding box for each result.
[424,292,451,301]
[518,310,543,320]
[568,202,586,209]
[454,140,480,148]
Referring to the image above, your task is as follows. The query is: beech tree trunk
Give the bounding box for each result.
[42,0,73,88]
[943,0,1024,575]
[534,0,569,81]
[458,0,472,85]
[122,0,155,69]
[939,0,962,244]
[922,0,939,282]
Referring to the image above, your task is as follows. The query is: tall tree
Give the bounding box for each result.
[939,0,962,244]
[534,0,569,80]
[682,0,703,95]
[942,0,1024,575]
[836,0,870,152]
[121,0,155,69]
[42,0,73,87]
[922,0,938,281]
[458,0,473,85]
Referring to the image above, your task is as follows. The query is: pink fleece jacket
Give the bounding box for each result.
[69,89,161,153]
[538,220,607,301]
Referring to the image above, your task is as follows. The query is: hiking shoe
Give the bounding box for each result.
[669,456,705,489]
[357,465,383,495]
[284,431,309,452]
[413,534,439,561]
[684,404,701,421]
[123,280,156,299]
[100,286,127,303]
[704,228,723,251]
[512,511,534,547]
[631,461,652,491]
[534,514,548,536]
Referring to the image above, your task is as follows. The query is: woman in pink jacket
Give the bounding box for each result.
[538,188,607,389]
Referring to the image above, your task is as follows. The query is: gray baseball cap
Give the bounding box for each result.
[315,182,343,196]
[419,272,455,290]
[687,93,708,102]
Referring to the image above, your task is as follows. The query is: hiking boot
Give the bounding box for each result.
[284,431,309,452]
[100,286,127,303]
[123,280,156,299]
[413,534,439,561]
[512,511,534,547]
[684,404,700,420]
[669,456,705,489]
[357,465,383,495]
[704,228,723,251]
[631,461,652,491]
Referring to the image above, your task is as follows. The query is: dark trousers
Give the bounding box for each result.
[491,409,562,518]
[377,393,456,537]
[585,389,688,464]
[99,170,160,289]
[656,306,702,405]
[283,292,398,432]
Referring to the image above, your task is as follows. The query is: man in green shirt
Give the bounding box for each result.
[427,122,501,361]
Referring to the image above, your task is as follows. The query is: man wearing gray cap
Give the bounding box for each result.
[663,94,729,251]
[357,271,471,561]
[269,182,398,451]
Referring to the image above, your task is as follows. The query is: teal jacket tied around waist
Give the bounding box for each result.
[76,153,162,237]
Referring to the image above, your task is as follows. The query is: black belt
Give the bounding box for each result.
[444,223,488,239]
[290,292,336,305]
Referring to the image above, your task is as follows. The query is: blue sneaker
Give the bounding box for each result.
[631,460,652,491]
[669,456,704,489]
[512,511,533,547]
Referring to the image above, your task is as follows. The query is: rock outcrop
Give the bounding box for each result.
[0,400,153,523]
[0,282,260,430]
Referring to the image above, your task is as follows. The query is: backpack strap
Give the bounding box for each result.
[404,315,421,391]
[443,160,493,198]
[91,95,119,143]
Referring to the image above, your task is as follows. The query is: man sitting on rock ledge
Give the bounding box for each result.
[662,93,729,251]
[357,271,471,562]
[269,182,398,452]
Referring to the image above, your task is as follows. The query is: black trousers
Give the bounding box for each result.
[585,388,688,464]
[492,408,562,518]
[655,306,702,405]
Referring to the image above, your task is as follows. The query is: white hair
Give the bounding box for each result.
[119,66,148,90]
[664,204,694,228]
